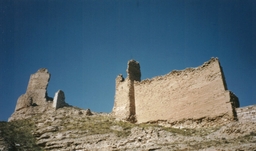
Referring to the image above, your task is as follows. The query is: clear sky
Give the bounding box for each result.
[0,0,255,121]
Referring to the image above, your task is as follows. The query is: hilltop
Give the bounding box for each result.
[1,106,256,151]
[2,58,256,150]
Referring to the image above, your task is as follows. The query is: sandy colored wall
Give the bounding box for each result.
[112,76,136,121]
[134,58,237,123]
[236,105,256,122]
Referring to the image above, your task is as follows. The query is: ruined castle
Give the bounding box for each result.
[6,58,256,151]
[8,68,68,121]
[112,58,240,124]
[9,58,256,126]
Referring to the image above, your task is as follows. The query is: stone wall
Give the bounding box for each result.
[236,105,256,122]
[112,78,134,121]
[113,58,239,125]
[112,60,140,122]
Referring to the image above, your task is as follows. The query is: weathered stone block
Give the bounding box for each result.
[53,90,66,109]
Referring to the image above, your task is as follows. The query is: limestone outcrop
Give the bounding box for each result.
[113,58,240,126]
[9,69,69,121]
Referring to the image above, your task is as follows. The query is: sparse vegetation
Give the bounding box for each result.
[48,113,135,137]
[0,119,42,151]
[1,108,255,150]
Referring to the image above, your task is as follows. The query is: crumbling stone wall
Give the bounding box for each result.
[15,68,52,111]
[135,58,239,123]
[9,68,68,121]
[113,58,239,125]
[236,105,256,122]
[127,60,141,81]
[112,60,140,122]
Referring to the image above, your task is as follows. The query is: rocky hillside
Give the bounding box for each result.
[4,64,256,151]
[1,106,256,151]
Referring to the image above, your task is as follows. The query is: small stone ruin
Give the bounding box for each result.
[53,90,67,109]
[8,68,69,121]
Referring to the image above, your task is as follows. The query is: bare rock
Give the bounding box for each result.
[6,106,256,151]
[84,109,93,115]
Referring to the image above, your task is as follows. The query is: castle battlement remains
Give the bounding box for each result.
[112,58,240,125]
[9,68,68,121]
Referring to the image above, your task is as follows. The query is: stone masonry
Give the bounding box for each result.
[14,68,52,111]
[53,90,66,109]
[112,58,240,125]
[236,105,256,122]
[112,60,140,122]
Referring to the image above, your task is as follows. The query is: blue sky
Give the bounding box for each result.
[0,0,255,121]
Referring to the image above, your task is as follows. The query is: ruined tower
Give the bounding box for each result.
[112,60,141,122]
[15,68,52,111]
[9,68,68,121]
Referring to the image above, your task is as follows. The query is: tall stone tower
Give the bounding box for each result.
[112,60,141,122]
[9,68,68,121]
[15,68,52,111]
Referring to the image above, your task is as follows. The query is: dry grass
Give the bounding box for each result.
[38,111,221,139]
[3,107,246,150]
